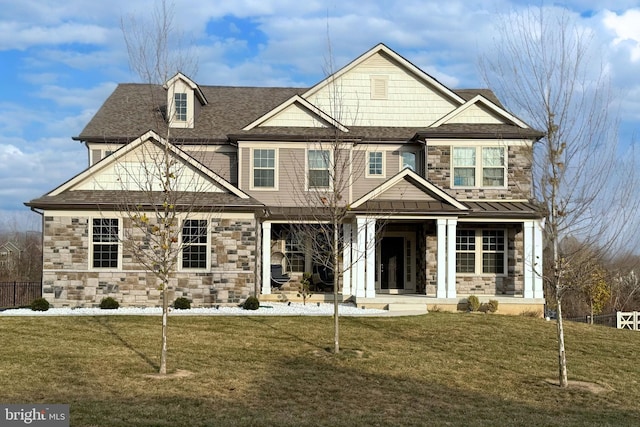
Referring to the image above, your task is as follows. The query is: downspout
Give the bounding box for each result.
[29,207,45,289]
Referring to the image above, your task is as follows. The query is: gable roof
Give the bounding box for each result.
[242,95,349,132]
[430,94,529,128]
[164,72,208,105]
[74,44,542,145]
[27,131,263,210]
[302,43,466,106]
[351,168,469,212]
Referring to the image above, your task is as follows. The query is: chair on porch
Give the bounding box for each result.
[270,251,290,290]
[311,265,334,292]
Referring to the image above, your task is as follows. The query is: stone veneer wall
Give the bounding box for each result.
[426,145,533,199]
[423,223,524,296]
[41,215,256,307]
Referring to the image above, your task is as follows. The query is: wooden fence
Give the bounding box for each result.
[0,282,42,308]
[617,312,640,330]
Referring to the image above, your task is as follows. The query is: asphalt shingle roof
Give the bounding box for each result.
[76,84,542,143]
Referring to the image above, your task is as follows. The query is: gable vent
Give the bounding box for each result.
[371,76,388,100]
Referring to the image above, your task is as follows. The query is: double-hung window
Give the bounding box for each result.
[174,93,187,122]
[481,147,505,186]
[456,229,506,274]
[182,220,208,269]
[453,147,476,186]
[92,218,119,268]
[253,149,276,188]
[285,234,305,273]
[368,151,384,177]
[455,230,476,273]
[308,149,330,189]
[452,147,506,187]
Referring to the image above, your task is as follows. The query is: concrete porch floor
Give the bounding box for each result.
[261,292,545,315]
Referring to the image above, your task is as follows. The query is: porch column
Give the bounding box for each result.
[365,218,376,298]
[436,219,447,298]
[533,220,544,298]
[355,217,367,297]
[342,222,352,296]
[261,222,272,295]
[523,221,534,298]
[446,219,457,298]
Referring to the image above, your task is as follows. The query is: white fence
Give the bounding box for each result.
[617,312,640,330]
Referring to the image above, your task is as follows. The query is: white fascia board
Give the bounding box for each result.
[242,95,348,132]
[163,72,208,105]
[430,95,528,128]
[49,130,250,199]
[302,43,466,105]
[350,168,468,211]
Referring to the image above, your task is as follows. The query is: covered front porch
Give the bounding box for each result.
[259,214,545,314]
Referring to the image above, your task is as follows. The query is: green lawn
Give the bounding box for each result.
[0,312,638,426]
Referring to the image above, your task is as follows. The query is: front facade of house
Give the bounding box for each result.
[27,44,545,313]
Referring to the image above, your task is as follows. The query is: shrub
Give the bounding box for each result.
[99,297,120,310]
[467,295,480,312]
[30,298,50,312]
[173,297,191,310]
[486,299,499,313]
[242,296,260,310]
[297,272,313,305]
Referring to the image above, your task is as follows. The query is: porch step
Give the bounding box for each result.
[386,303,428,313]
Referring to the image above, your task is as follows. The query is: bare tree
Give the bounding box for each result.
[116,0,202,375]
[276,40,388,354]
[480,6,640,387]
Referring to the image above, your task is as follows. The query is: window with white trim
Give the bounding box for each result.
[252,149,276,188]
[452,147,506,187]
[368,151,384,177]
[456,229,506,274]
[308,149,330,189]
[285,234,305,273]
[182,220,208,269]
[92,218,119,268]
[174,93,187,121]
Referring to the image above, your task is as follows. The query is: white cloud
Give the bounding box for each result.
[603,9,640,61]
[0,22,112,50]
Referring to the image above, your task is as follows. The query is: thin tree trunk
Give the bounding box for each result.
[556,291,568,387]
[160,281,168,375]
[333,215,340,354]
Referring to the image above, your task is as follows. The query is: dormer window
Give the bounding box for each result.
[174,93,187,121]
[163,72,208,129]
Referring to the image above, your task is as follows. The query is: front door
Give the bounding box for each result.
[381,236,405,290]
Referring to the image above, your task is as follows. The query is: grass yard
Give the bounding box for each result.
[0,312,639,426]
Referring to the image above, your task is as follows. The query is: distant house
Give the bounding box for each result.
[26,43,545,313]
[0,241,22,268]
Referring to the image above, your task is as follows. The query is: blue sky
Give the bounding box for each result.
[1,0,639,230]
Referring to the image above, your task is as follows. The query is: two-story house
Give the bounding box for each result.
[26,43,545,313]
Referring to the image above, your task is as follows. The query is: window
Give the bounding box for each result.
[92,218,118,268]
[174,93,187,121]
[401,151,416,171]
[308,150,330,189]
[456,229,505,274]
[455,230,476,273]
[482,147,505,186]
[182,220,207,269]
[285,234,305,273]
[368,151,383,176]
[453,147,476,186]
[482,230,505,274]
[452,147,506,187]
[253,149,275,188]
